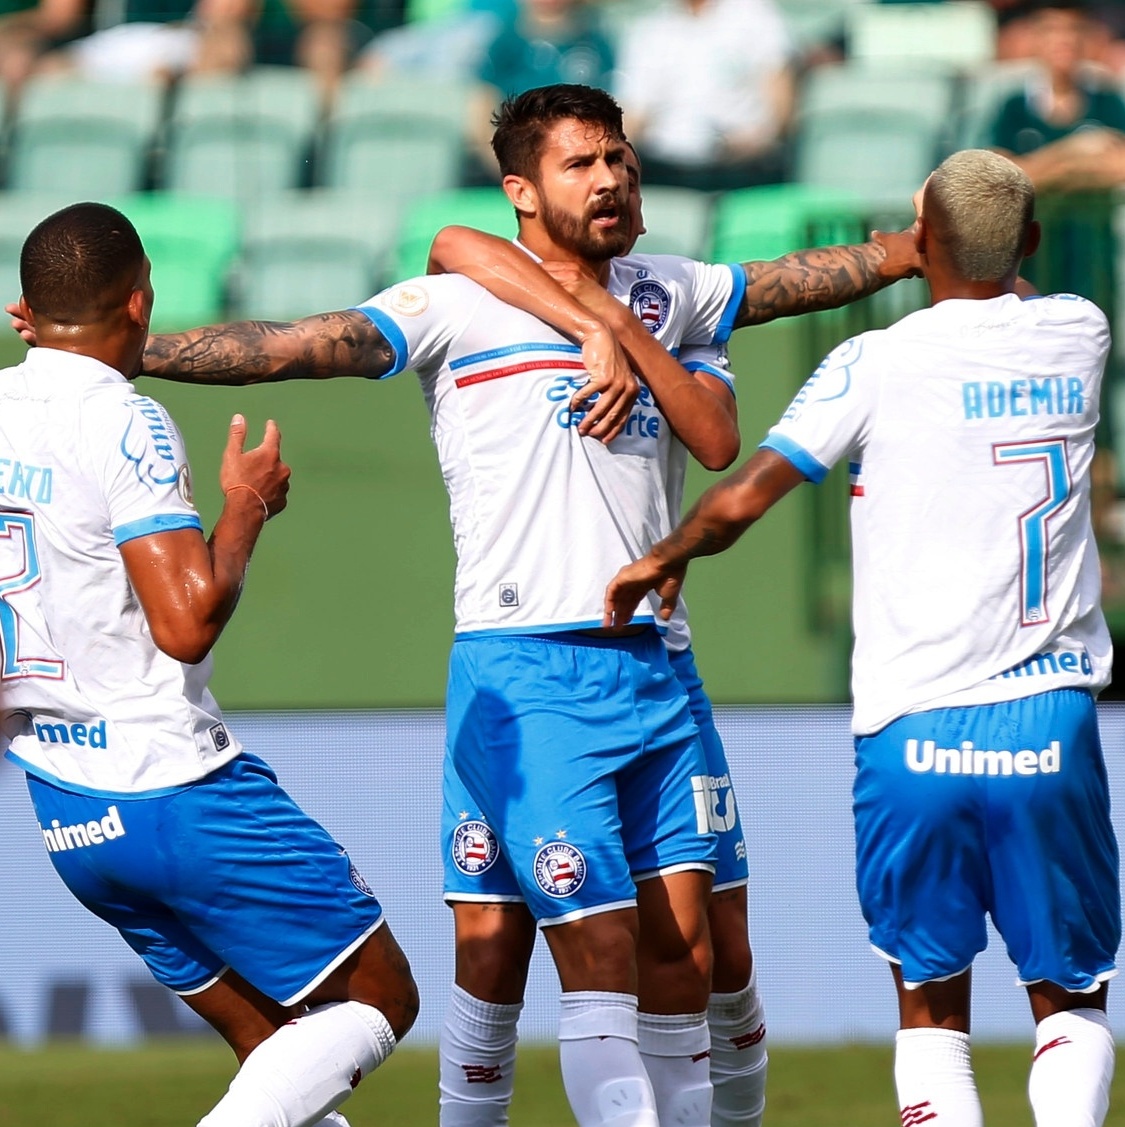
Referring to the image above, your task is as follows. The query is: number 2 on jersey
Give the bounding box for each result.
[992,438,1072,628]
[0,510,65,679]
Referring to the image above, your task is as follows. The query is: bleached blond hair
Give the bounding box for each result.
[926,149,1035,282]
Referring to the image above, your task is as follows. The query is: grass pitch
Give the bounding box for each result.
[0,1041,1119,1126]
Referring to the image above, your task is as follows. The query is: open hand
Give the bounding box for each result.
[6,301,35,345]
[219,414,291,520]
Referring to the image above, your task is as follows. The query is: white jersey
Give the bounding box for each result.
[0,348,241,793]
[763,293,1112,735]
[356,253,742,637]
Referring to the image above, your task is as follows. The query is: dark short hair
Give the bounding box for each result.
[20,202,144,324]
[491,84,625,180]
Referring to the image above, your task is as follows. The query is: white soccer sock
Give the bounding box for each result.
[439,984,523,1127]
[707,981,767,1127]
[1028,1008,1115,1127]
[637,1010,712,1127]
[557,991,659,1127]
[197,1001,396,1127]
[894,1028,982,1127]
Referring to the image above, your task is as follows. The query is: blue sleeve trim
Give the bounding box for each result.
[683,360,735,396]
[759,434,827,483]
[113,513,203,547]
[351,305,408,378]
[714,264,746,345]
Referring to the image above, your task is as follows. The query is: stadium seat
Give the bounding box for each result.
[318,74,468,198]
[107,193,241,330]
[633,186,714,259]
[231,189,402,319]
[846,0,996,67]
[161,66,320,199]
[708,183,866,264]
[797,62,957,132]
[392,186,517,279]
[5,75,164,194]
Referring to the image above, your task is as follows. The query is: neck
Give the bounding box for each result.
[927,277,1017,304]
[35,325,137,377]
[517,225,612,284]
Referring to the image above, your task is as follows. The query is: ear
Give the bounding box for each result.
[502,173,537,218]
[126,286,148,331]
[18,295,33,325]
[913,214,928,258]
[1023,219,1042,259]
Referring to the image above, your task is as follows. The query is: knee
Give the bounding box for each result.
[454,905,537,1003]
[546,913,640,992]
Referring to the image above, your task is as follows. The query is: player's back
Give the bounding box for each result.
[845,292,1112,730]
[0,347,239,793]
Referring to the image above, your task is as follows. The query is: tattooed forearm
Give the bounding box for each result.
[737,242,888,328]
[142,310,396,385]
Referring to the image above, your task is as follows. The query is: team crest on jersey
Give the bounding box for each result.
[533,842,587,898]
[452,820,500,875]
[388,284,429,316]
[176,463,194,507]
[629,280,671,334]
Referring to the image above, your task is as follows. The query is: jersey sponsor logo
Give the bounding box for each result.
[0,460,53,504]
[121,400,179,490]
[691,772,737,833]
[499,583,518,608]
[209,723,230,752]
[962,377,1085,421]
[904,738,1061,777]
[547,375,665,441]
[533,841,587,897]
[388,284,429,316]
[783,337,862,421]
[41,804,125,853]
[35,719,107,748]
[452,819,500,876]
[629,280,671,334]
[991,648,1093,681]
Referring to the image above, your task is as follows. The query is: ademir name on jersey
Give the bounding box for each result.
[547,375,663,438]
[962,376,1085,420]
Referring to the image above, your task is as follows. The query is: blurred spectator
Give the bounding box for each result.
[43,0,257,82]
[466,0,614,179]
[995,0,1125,70]
[990,0,1125,189]
[615,0,794,191]
[0,0,87,97]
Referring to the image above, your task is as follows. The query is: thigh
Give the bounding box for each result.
[985,690,1120,991]
[854,713,990,986]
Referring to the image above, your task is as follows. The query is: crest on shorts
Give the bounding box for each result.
[533,842,587,898]
[343,851,376,898]
[629,280,671,335]
[452,820,500,876]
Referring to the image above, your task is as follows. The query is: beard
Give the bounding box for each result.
[539,193,630,263]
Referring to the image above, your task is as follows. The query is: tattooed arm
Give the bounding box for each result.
[603,449,806,626]
[141,310,397,385]
[735,228,921,329]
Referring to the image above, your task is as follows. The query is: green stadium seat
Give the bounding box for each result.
[107,193,241,330]
[797,63,957,131]
[318,74,468,198]
[231,189,402,319]
[6,75,164,194]
[632,186,714,259]
[392,186,517,279]
[708,183,865,264]
[846,0,996,67]
[162,67,320,199]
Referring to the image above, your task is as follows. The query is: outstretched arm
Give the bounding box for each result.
[141,310,398,385]
[603,449,806,626]
[735,229,921,329]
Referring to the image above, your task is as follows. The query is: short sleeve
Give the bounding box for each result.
[760,335,875,483]
[679,343,734,397]
[680,261,745,345]
[90,393,203,547]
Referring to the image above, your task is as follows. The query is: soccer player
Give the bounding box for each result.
[0,202,418,1127]
[431,143,767,1127]
[605,149,1120,1127]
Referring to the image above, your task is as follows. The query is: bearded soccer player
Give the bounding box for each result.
[606,149,1119,1127]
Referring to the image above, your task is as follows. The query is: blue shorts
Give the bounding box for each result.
[26,753,384,1004]
[444,630,717,924]
[855,689,1120,991]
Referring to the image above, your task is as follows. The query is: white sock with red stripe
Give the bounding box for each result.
[1028,1008,1115,1127]
[894,1028,982,1127]
[438,984,522,1126]
[637,1010,712,1127]
[707,976,767,1126]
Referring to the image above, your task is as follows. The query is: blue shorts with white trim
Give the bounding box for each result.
[855,689,1120,990]
[27,753,384,1004]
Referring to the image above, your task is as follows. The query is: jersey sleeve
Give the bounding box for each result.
[680,260,746,346]
[88,392,204,547]
[678,343,735,398]
[352,275,481,377]
[760,335,875,483]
